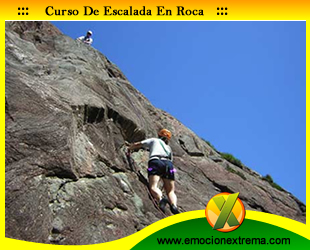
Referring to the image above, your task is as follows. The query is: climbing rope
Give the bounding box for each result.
[125,149,168,218]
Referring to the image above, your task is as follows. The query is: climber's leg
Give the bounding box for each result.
[148,175,162,201]
[163,179,179,214]
[163,178,177,206]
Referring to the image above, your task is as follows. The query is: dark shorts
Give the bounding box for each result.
[147,159,176,180]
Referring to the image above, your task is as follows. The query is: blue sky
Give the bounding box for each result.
[52,21,306,203]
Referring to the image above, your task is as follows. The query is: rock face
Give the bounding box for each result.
[5,21,305,245]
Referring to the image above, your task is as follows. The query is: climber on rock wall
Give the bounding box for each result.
[128,129,180,214]
[76,30,93,45]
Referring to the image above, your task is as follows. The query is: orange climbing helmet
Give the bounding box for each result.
[158,129,172,140]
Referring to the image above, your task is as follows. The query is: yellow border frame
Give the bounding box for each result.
[2,211,309,248]
[2,0,309,248]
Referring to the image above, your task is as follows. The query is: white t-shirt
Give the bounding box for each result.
[77,36,93,45]
[141,138,173,161]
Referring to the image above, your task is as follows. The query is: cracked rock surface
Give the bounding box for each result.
[5,21,305,245]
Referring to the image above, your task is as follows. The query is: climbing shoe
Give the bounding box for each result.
[159,197,169,213]
[170,204,180,214]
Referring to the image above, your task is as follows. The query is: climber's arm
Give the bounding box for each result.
[127,138,152,152]
[128,142,143,151]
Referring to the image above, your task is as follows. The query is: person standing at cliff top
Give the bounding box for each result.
[76,30,93,45]
[128,129,180,214]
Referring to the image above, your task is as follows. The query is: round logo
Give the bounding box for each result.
[205,192,245,232]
